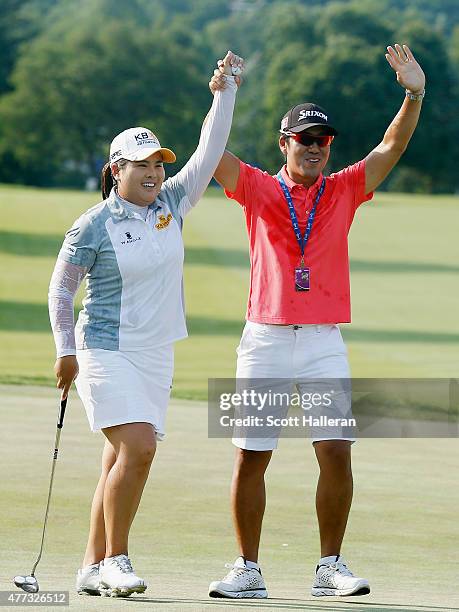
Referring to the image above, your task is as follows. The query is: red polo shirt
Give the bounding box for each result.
[225,160,373,324]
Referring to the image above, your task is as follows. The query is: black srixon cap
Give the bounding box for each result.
[280,103,338,136]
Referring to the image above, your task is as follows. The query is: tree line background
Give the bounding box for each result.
[1,0,458,193]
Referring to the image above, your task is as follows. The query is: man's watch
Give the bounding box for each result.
[405,88,425,101]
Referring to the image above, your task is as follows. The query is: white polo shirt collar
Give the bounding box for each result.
[106,188,161,223]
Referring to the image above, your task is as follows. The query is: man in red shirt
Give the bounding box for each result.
[208,44,425,599]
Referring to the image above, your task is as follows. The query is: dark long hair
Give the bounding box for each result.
[101,159,127,199]
[101,162,113,199]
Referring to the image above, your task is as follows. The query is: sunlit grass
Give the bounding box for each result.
[1,184,458,398]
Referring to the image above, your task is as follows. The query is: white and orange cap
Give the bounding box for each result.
[109,127,176,164]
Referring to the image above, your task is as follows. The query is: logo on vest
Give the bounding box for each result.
[121,231,141,245]
[155,213,173,230]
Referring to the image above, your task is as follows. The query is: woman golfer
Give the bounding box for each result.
[48,51,243,598]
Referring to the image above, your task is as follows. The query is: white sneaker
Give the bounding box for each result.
[311,555,370,597]
[209,556,268,599]
[99,554,147,598]
[76,563,101,596]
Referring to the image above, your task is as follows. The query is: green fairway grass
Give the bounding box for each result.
[0,385,458,611]
[1,185,458,399]
[1,187,458,609]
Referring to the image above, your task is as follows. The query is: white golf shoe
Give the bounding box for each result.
[209,556,268,599]
[99,554,147,598]
[76,563,101,596]
[311,555,370,597]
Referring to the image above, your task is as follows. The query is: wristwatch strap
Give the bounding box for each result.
[405,88,425,101]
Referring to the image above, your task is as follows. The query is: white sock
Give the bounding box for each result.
[319,554,340,565]
[245,559,260,570]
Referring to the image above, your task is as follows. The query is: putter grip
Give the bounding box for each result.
[57,398,67,429]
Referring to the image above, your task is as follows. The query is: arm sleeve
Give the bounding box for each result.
[168,76,238,217]
[48,260,88,358]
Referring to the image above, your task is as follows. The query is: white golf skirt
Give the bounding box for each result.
[75,345,174,438]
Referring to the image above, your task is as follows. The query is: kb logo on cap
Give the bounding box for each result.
[134,131,158,145]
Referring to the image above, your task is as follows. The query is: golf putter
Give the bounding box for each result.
[14,397,68,593]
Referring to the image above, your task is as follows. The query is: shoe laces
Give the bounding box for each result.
[87,564,99,577]
[322,561,354,579]
[112,555,134,574]
[224,563,252,579]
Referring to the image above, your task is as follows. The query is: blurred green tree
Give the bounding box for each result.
[211,1,458,192]
[451,24,459,80]
[388,18,459,192]
[0,0,457,191]
[0,0,210,186]
[0,0,60,95]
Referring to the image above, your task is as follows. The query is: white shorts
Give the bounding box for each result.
[233,322,354,450]
[75,345,174,438]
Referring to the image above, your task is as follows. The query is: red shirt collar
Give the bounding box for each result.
[279,165,324,196]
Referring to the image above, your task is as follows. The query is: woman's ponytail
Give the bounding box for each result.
[101,162,113,200]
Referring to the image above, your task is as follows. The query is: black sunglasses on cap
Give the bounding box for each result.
[281,131,334,147]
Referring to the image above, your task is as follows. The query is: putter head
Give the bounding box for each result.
[13,575,39,593]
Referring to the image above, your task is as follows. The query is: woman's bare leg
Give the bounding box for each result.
[101,423,156,558]
[82,439,116,566]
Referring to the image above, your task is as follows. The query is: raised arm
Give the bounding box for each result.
[365,44,425,194]
[213,150,241,194]
[169,50,244,216]
[208,60,243,193]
